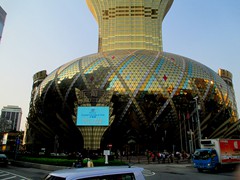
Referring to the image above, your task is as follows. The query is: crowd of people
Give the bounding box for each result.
[145,150,191,164]
[69,149,192,168]
[72,152,95,168]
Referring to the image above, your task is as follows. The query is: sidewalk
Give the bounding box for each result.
[9,155,193,171]
[118,155,193,167]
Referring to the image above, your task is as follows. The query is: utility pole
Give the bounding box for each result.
[193,96,201,147]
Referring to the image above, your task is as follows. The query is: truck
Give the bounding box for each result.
[192,139,240,172]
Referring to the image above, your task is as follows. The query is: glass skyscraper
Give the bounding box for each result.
[0,6,6,42]
[1,105,22,131]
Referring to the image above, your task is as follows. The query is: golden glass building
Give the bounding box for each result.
[86,0,173,52]
[26,0,239,153]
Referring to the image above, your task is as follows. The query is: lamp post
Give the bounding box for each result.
[193,96,201,147]
[187,129,194,154]
[164,130,167,151]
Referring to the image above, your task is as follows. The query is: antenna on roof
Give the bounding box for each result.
[128,162,134,168]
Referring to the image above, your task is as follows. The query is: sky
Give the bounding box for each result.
[0,0,239,131]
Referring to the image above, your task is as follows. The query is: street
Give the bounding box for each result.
[138,163,236,180]
[0,165,49,180]
[0,162,238,180]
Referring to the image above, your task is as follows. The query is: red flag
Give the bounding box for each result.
[163,74,168,81]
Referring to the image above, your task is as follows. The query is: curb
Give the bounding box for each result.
[10,160,193,171]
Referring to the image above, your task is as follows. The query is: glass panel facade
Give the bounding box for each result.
[29,50,238,151]
[0,6,6,42]
[86,0,173,52]
[26,0,239,152]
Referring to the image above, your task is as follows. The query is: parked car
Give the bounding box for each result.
[44,166,145,180]
[0,154,8,166]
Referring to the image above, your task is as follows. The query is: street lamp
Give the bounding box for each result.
[193,96,201,147]
[187,129,194,154]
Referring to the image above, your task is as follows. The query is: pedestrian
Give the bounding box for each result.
[157,152,161,164]
[73,159,82,168]
[169,152,174,163]
[146,150,151,164]
[151,152,155,162]
[175,151,181,163]
[162,153,166,163]
[87,158,94,167]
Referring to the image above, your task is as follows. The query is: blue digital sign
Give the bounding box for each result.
[77,106,109,126]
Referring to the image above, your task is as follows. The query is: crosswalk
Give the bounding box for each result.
[0,170,31,180]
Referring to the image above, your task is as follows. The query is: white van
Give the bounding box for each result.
[44,166,145,180]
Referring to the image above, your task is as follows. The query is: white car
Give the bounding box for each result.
[44,166,145,180]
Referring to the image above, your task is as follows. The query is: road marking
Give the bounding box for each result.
[0,170,31,180]
[2,176,17,180]
[142,169,156,176]
[0,173,9,177]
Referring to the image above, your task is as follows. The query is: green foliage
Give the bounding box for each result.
[18,156,75,166]
[17,156,127,167]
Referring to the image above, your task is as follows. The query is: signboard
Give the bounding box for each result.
[220,139,240,163]
[77,106,109,126]
[103,150,110,164]
[103,150,110,156]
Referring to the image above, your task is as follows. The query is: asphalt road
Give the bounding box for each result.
[137,163,236,180]
[0,161,238,180]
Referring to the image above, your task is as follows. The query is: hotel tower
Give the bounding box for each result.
[26,0,239,153]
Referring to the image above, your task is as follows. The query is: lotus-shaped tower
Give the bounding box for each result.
[26,0,239,153]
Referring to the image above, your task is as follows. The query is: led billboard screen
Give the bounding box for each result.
[77,106,109,126]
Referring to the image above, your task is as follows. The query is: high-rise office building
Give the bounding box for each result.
[0,6,7,42]
[0,105,22,131]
